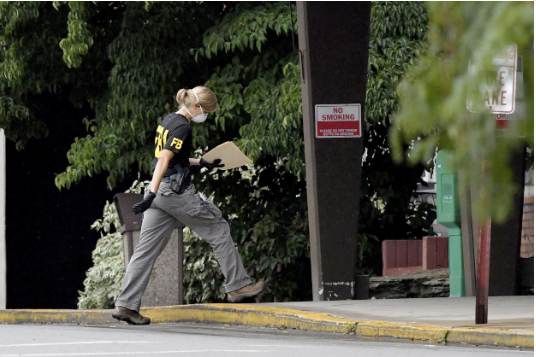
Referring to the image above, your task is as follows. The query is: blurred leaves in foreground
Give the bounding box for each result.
[391,2,534,222]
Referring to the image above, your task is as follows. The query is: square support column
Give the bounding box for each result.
[297,2,371,301]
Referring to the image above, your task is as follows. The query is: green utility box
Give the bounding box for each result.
[436,150,465,297]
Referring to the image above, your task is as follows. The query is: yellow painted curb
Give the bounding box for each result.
[448,328,534,349]
[143,304,533,348]
[0,304,533,349]
[0,309,115,324]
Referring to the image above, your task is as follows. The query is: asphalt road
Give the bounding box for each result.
[0,323,531,357]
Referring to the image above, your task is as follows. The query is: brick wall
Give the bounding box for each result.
[521,196,534,258]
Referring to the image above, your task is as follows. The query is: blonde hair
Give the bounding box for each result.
[176,86,218,112]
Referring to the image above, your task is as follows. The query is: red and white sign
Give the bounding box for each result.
[315,104,361,138]
[467,44,517,114]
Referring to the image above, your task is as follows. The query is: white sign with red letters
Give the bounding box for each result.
[315,104,361,138]
[467,44,517,114]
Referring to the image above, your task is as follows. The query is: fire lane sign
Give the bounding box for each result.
[467,44,517,114]
[315,104,361,138]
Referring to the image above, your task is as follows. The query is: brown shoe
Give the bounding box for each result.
[227,280,265,303]
[112,306,151,325]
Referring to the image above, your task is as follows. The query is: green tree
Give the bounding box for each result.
[193,1,436,284]
[356,2,435,274]
[2,2,441,305]
[1,1,309,304]
[177,2,310,302]
[0,1,226,187]
[391,2,534,223]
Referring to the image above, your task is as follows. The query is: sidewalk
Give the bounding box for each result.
[0,296,533,349]
[255,296,534,332]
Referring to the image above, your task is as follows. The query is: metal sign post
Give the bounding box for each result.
[476,218,491,324]
[466,46,525,324]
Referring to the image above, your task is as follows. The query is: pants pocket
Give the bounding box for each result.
[159,183,176,197]
[184,199,222,220]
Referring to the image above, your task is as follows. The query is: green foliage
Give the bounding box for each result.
[55,2,225,190]
[184,2,310,300]
[0,2,54,149]
[1,1,310,304]
[189,158,310,302]
[77,201,123,309]
[0,1,301,188]
[191,2,296,60]
[77,178,149,309]
[57,2,94,69]
[366,2,428,128]
[358,2,436,274]
[391,2,534,223]
[183,227,226,303]
[3,1,442,299]
[239,61,304,178]
[78,161,310,306]
[78,2,437,295]
[189,2,300,167]
[0,94,45,151]
[0,2,224,188]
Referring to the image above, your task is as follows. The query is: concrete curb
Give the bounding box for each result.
[0,304,532,349]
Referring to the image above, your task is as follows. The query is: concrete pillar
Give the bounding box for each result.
[297,2,371,301]
[131,229,183,306]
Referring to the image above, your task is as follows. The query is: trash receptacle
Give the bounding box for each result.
[114,193,185,306]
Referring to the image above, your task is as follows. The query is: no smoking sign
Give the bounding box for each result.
[315,104,361,138]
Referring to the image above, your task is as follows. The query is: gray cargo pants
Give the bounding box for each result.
[115,182,252,311]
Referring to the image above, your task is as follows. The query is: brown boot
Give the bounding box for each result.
[112,306,151,325]
[227,280,265,303]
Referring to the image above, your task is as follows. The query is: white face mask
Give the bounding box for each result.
[191,111,208,123]
[184,89,208,123]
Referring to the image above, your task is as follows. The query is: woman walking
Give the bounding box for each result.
[112,86,265,325]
